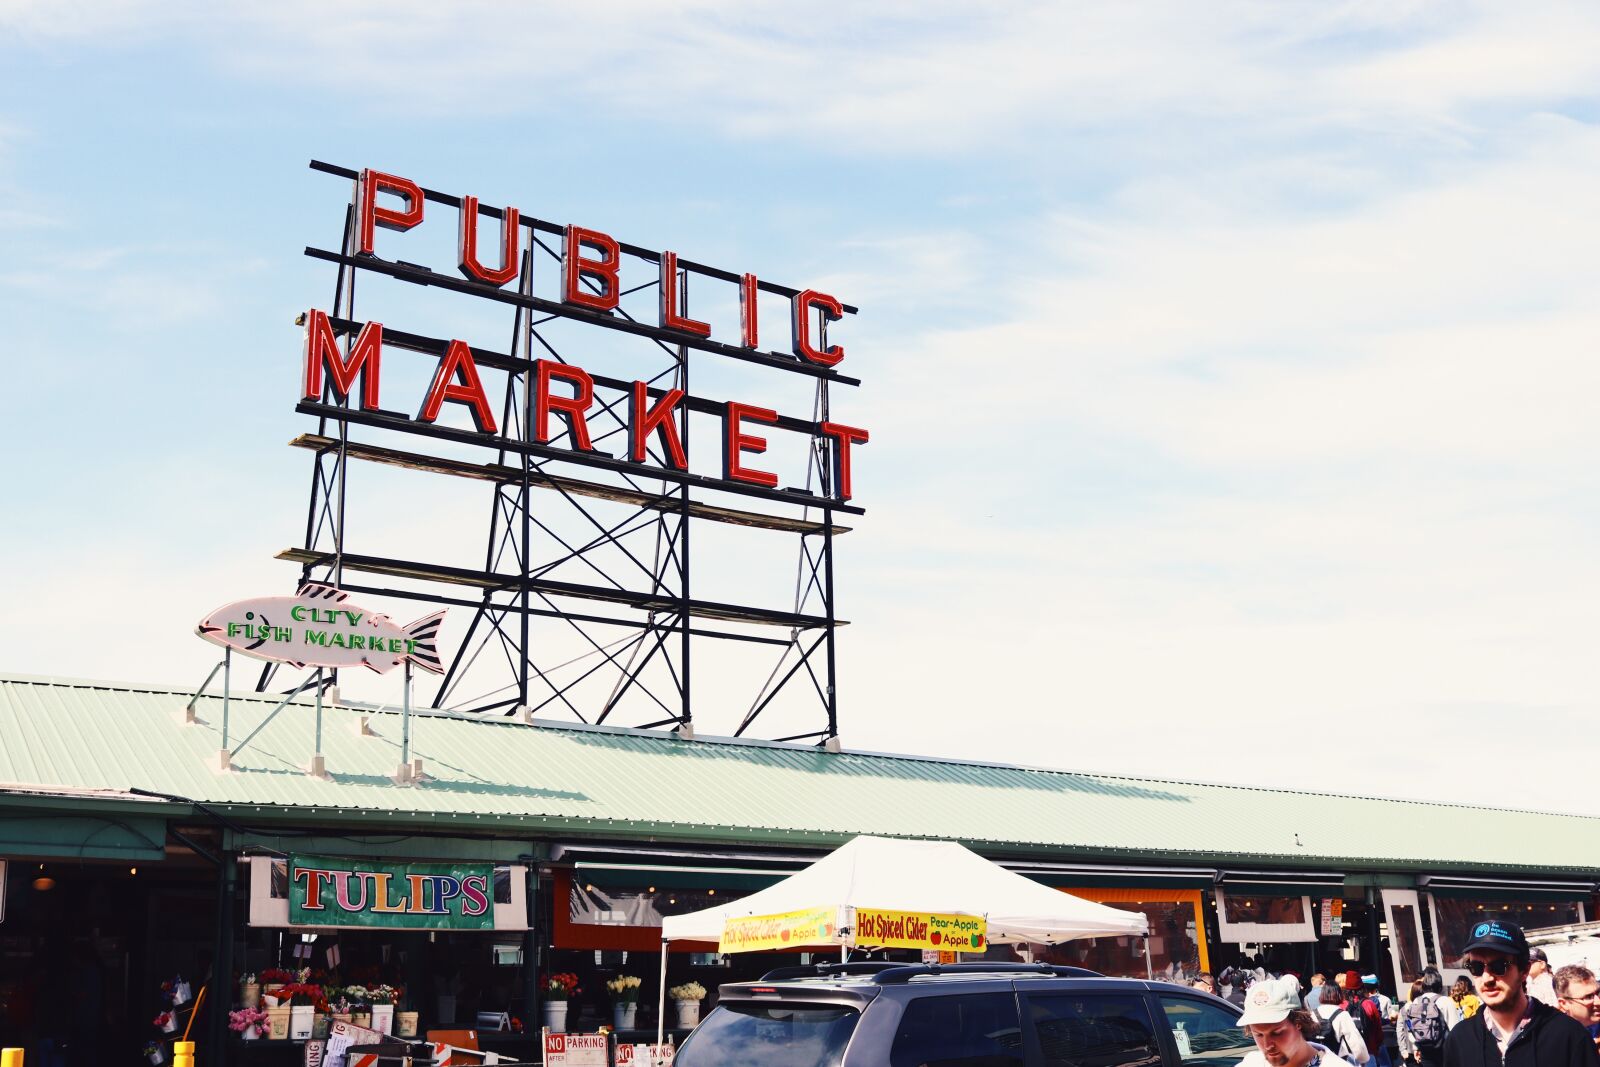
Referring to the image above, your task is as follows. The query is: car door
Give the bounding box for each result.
[1150,992,1254,1067]
[1018,990,1166,1067]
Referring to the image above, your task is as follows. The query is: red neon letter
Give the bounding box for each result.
[792,289,845,367]
[739,272,760,349]
[418,339,497,434]
[458,195,521,287]
[723,402,779,488]
[562,225,621,312]
[820,422,869,500]
[658,252,711,337]
[629,382,687,470]
[356,169,424,256]
[302,309,383,408]
[535,360,595,450]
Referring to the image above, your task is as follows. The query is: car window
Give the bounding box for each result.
[1023,993,1163,1067]
[676,1002,861,1067]
[890,992,1024,1067]
[1157,995,1254,1067]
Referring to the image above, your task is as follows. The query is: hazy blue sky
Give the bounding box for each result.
[3,2,1597,811]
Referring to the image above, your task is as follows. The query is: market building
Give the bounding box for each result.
[1,671,1595,1064]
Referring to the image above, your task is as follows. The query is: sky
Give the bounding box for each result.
[2,1,1598,814]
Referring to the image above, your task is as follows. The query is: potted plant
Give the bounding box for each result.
[395,988,419,1038]
[278,983,324,1039]
[367,985,401,1034]
[144,1041,167,1065]
[669,982,706,1029]
[607,975,643,1030]
[229,1007,270,1041]
[344,984,372,1029]
[543,972,580,1032]
[259,968,296,1003]
[153,1010,177,1034]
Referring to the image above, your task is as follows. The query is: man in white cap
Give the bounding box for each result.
[1239,975,1365,1067]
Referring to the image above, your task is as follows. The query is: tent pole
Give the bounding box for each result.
[657,938,669,1047]
[1144,936,1154,980]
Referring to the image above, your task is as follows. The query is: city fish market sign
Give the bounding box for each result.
[197,582,444,674]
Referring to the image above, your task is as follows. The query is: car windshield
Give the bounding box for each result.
[676,1001,861,1067]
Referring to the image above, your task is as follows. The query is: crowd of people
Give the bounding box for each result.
[1189,922,1600,1067]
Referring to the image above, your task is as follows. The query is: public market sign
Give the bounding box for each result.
[288,854,494,930]
[196,583,444,675]
[301,166,869,502]
[854,907,987,952]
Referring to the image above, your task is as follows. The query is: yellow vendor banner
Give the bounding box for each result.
[720,906,843,953]
[855,908,987,952]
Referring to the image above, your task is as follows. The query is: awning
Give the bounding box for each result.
[1218,869,1346,897]
[1001,862,1215,889]
[0,811,168,862]
[554,842,811,891]
[1419,876,1596,902]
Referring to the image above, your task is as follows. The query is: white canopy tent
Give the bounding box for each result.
[654,835,1151,1040]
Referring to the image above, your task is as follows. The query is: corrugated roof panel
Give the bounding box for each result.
[0,673,1592,875]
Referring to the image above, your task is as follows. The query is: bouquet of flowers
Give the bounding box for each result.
[367,984,401,1005]
[545,973,581,1001]
[279,982,325,1007]
[152,1010,176,1031]
[228,1008,270,1036]
[342,984,372,1008]
[259,967,296,985]
[668,982,706,1002]
[606,975,643,1003]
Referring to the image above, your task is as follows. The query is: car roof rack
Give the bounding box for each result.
[759,962,908,981]
[870,963,1103,984]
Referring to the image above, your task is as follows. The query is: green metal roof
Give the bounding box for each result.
[0,673,1593,877]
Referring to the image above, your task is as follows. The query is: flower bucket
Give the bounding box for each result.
[313,1014,331,1039]
[241,1027,258,1042]
[241,983,261,1010]
[351,1011,371,1029]
[149,1048,168,1065]
[290,1005,315,1040]
[396,1012,419,1038]
[674,1000,700,1028]
[370,1004,394,1035]
[613,1003,637,1030]
[542,1001,568,1032]
[333,1013,352,1026]
[267,1006,291,1040]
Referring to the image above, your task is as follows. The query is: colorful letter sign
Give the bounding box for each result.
[854,908,987,952]
[719,906,844,953]
[288,855,495,930]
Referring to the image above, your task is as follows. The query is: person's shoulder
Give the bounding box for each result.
[1531,999,1594,1040]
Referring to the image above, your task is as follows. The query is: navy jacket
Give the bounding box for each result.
[1443,997,1600,1067]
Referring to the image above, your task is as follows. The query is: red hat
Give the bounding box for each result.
[1338,970,1361,990]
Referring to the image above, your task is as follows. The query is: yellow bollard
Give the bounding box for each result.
[173,1042,194,1067]
[2,1047,24,1067]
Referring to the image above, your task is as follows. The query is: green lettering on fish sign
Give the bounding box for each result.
[304,630,329,646]
[273,627,292,642]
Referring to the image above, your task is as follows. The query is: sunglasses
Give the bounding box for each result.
[1465,959,1517,977]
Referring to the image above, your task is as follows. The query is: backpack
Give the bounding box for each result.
[1403,993,1448,1051]
[1314,1007,1346,1050]
[1346,995,1381,1051]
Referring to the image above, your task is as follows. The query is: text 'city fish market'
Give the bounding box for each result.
[196,582,444,674]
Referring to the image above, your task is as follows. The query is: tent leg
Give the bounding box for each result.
[657,939,669,1047]
[840,945,848,963]
[1144,936,1154,980]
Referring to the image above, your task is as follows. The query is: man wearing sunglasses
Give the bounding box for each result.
[1443,920,1600,1067]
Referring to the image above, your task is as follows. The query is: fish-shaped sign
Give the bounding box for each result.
[196,582,445,675]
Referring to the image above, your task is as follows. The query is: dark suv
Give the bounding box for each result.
[675,962,1255,1067]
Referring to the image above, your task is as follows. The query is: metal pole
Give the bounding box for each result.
[312,668,325,777]
[401,660,413,779]
[1145,936,1155,980]
[657,939,670,1046]
[221,648,232,758]
[208,848,236,1067]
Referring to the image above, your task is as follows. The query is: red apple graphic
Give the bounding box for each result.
[929,931,942,946]
[780,929,791,942]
